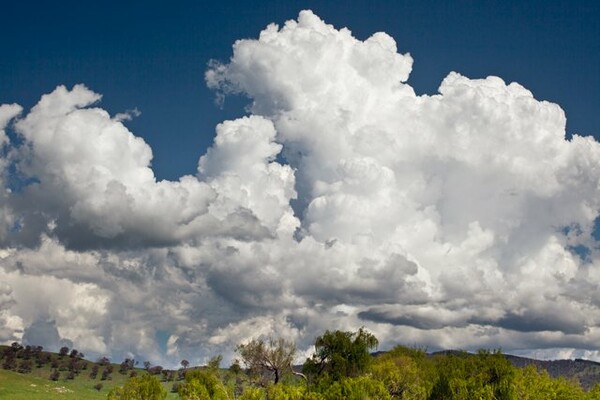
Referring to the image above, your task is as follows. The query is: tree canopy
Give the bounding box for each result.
[304,327,379,381]
[237,337,296,384]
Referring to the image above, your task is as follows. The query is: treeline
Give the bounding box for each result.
[1,342,87,378]
[108,328,600,400]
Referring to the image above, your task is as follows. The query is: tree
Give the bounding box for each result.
[10,342,23,353]
[107,374,167,400]
[229,359,242,375]
[208,354,223,370]
[303,327,378,381]
[98,356,110,366]
[148,365,163,375]
[58,346,69,357]
[237,337,297,384]
[119,358,135,374]
[177,369,231,400]
[430,350,515,400]
[370,345,437,399]
[180,359,190,369]
[101,366,112,381]
[49,369,60,381]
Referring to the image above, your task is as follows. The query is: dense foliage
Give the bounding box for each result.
[107,373,167,400]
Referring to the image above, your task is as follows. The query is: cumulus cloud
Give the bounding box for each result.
[0,10,599,365]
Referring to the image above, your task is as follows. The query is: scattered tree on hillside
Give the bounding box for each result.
[17,360,33,373]
[2,353,16,370]
[101,366,113,381]
[21,345,32,360]
[149,365,163,375]
[49,369,60,381]
[58,346,69,357]
[98,356,110,366]
[90,364,99,379]
[11,342,23,352]
[119,357,135,374]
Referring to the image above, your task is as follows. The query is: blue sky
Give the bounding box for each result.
[2,0,598,180]
[1,1,600,366]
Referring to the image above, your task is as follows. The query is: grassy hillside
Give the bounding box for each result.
[0,368,110,399]
[0,345,179,399]
[0,368,180,399]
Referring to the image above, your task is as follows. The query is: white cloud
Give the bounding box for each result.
[0,103,22,146]
[0,10,599,365]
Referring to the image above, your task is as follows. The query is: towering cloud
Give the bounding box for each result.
[0,10,599,365]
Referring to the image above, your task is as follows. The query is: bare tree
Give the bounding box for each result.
[236,337,297,384]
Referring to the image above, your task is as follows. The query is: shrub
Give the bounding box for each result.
[49,369,60,381]
[178,369,231,400]
[107,374,167,400]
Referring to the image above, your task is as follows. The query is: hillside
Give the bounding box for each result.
[0,344,179,399]
[504,354,600,391]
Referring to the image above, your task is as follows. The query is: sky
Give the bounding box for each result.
[0,0,599,367]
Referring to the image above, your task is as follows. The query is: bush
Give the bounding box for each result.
[238,387,265,400]
[49,369,60,381]
[178,369,231,400]
[320,375,391,400]
[107,374,167,400]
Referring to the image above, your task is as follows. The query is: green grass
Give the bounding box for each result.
[0,368,180,399]
[0,345,179,399]
[0,368,108,399]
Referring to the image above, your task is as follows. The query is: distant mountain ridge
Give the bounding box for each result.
[504,354,600,391]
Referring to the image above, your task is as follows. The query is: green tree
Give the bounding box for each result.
[370,346,436,399]
[587,383,600,400]
[237,337,296,384]
[429,350,515,400]
[321,375,391,400]
[208,355,223,370]
[177,368,232,400]
[303,327,378,381]
[107,374,167,400]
